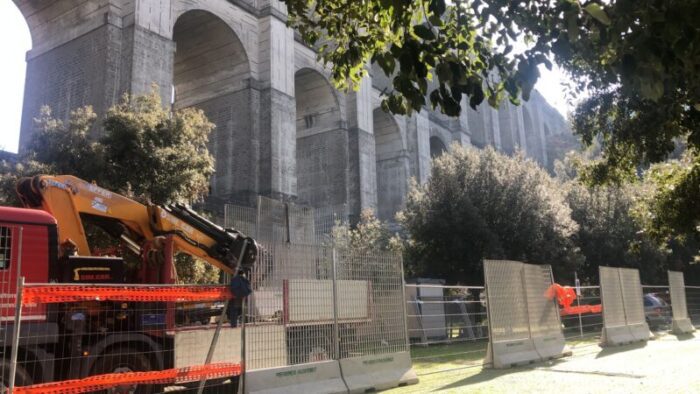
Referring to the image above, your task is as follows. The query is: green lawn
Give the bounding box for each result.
[387,333,700,393]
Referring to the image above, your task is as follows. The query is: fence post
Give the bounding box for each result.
[399,258,411,351]
[8,277,24,394]
[575,273,583,338]
[331,248,341,360]
[197,240,249,394]
[8,227,24,394]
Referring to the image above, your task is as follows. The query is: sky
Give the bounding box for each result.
[0,2,571,154]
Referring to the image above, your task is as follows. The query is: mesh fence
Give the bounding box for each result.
[522,264,561,336]
[483,261,530,343]
[242,242,409,369]
[619,268,645,326]
[600,266,627,328]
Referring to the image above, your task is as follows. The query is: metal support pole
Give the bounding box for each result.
[9,277,24,394]
[9,227,24,394]
[575,273,583,338]
[197,240,249,394]
[398,257,411,351]
[331,248,340,360]
[237,298,247,394]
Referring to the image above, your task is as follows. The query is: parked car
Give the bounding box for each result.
[644,293,672,330]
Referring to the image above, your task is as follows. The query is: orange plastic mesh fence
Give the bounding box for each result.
[21,285,232,304]
[12,362,242,394]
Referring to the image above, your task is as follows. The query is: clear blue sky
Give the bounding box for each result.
[0,2,572,154]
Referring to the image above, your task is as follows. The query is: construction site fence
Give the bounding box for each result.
[0,223,415,394]
[405,281,700,375]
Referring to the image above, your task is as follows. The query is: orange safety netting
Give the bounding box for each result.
[21,285,232,304]
[12,362,242,394]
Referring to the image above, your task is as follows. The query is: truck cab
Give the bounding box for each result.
[0,206,59,385]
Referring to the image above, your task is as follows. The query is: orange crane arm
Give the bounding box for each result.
[16,175,257,274]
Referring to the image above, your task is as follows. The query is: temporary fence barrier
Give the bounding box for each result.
[239,242,417,393]
[599,266,650,346]
[483,260,569,368]
[668,271,695,334]
[225,199,417,393]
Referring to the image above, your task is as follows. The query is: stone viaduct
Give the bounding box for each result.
[14,0,571,223]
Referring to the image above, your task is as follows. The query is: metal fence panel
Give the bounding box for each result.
[619,268,645,325]
[483,260,568,368]
[335,249,417,392]
[522,264,561,336]
[483,260,530,343]
[600,266,650,345]
[600,266,626,328]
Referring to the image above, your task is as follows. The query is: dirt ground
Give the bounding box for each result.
[387,332,700,393]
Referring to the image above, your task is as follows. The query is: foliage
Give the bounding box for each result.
[174,254,220,284]
[329,209,401,254]
[284,0,698,118]
[12,89,215,206]
[400,144,581,284]
[101,92,215,205]
[3,90,217,283]
[285,0,700,239]
[556,152,697,284]
[632,152,700,245]
[0,158,52,206]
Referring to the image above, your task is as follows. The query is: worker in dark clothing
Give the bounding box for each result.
[226,271,252,327]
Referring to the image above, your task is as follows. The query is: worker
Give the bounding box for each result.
[227,270,252,327]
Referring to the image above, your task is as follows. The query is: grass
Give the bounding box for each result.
[387,333,700,393]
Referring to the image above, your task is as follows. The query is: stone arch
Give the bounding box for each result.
[295,68,347,207]
[374,108,409,222]
[429,136,448,158]
[173,10,254,201]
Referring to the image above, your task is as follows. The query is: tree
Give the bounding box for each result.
[556,154,663,283]
[400,145,581,284]
[100,93,215,204]
[2,90,217,283]
[285,0,700,251]
[329,209,400,253]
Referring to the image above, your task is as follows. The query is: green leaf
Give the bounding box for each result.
[566,10,579,42]
[413,24,435,41]
[584,3,612,26]
[435,63,452,83]
[694,104,700,111]
[639,79,664,101]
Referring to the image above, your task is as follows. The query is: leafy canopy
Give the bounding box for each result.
[0,90,217,283]
[400,144,581,284]
[5,90,215,206]
[285,0,700,246]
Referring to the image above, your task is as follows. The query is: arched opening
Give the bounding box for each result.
[173,10,252,201]
[374,108,409,222]
[295,69,345,207]
[2,3,31,153]
[429,136,447,159]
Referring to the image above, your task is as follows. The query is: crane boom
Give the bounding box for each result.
[16,175,257,274]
